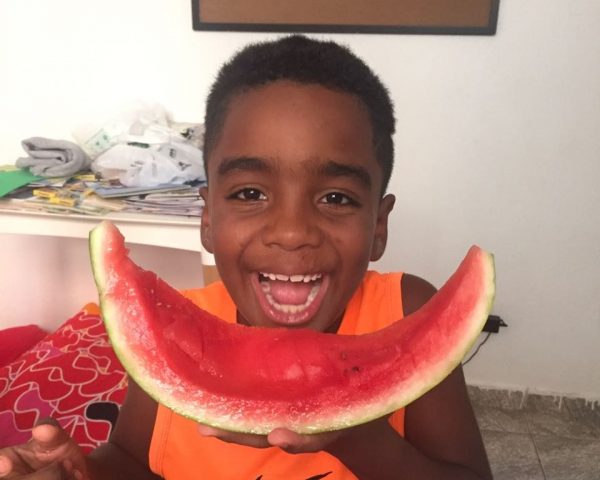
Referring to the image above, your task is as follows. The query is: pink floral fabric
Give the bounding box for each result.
[0,304,127,453]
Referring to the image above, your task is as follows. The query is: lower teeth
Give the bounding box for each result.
[263,284,319,314]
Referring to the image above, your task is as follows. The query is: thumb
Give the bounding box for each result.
[30,419,74,459]
[31,419,88,478]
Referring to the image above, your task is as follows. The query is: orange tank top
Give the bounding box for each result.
[149,271,405,480]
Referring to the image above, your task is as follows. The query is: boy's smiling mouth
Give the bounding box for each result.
[253,272,327,326]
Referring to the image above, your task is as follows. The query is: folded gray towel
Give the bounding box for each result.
[16,137,91,177]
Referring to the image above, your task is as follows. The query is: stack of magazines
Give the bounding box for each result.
[0,169,204,217]
[122,190,204,217]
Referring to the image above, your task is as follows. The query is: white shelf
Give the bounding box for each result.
[0,202,220,329]
[0,206,202,252]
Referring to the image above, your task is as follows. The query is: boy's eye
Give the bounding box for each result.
[232,188,266,201]
[321,192,357,206]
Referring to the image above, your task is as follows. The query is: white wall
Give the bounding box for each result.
[1,0,598,399]
[0,234,204,332]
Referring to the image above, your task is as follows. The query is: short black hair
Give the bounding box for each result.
[204,35,396,194]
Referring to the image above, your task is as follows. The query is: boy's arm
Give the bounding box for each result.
[325,274,491,479]
[325,367,491,479]
[86,379,161,480]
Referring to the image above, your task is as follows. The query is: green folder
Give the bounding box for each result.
[0,167,43,198]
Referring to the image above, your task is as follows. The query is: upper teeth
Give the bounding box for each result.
[261,273,322,283]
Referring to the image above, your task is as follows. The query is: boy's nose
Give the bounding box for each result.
[261,201,322,251]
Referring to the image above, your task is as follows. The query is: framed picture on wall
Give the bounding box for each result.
[191,0,500,35]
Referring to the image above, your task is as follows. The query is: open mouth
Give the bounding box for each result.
[254,272,326,325]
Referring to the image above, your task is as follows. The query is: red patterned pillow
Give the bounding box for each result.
[0,304,127,453]
[0,324,47,368]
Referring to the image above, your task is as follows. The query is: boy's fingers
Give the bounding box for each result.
[0,454,63,480]
[266,428,300,450]
[198,425,271,449]
[0,451,32,477]
[0,419,82,479]
[268,428,342,454]
[61,460,84,480]
[198,424,342,453]
[0,455,13,477]
[14,463,69,479]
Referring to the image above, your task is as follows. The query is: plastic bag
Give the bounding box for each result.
[76,101,205,186]
[92,140,205,187]
[72,102,172,159]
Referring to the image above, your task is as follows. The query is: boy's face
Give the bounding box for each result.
[201,80,395,331]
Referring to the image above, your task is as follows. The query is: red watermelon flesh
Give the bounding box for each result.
[90,221,495,434]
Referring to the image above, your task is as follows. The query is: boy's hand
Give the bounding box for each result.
[198,419,385,454]
[0,419,88,479]
[198,423,344,454]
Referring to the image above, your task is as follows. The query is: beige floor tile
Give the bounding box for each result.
[481,430,545,480]
[525,394,600,440]
[473,403,530,434]
[533,434,600,480]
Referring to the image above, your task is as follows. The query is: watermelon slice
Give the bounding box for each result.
[90,221,495,434]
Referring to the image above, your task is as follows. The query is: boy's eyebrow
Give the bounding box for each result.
[216,156,371,188]
[318,160,372,188]
[217,156,271,176]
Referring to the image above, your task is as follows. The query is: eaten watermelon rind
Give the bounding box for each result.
[89,225,163,407]
[90,221,495,435]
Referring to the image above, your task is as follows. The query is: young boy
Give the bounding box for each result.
[0,36,491,479]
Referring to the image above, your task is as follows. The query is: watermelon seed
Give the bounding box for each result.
[343,365,361,376]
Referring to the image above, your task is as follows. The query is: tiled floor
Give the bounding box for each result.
[469,386,600,480]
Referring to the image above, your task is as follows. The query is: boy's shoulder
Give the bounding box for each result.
[354,270,436,319]
[400,273,437,315]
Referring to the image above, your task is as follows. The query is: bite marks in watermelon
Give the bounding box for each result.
[89,221,495,434]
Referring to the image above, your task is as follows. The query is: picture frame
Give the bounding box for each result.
[191,0,500,35]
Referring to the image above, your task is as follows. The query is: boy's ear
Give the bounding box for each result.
[200,186,214,254]
[370,193,395,262]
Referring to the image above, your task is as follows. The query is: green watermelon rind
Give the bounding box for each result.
[90,222,495,434]
[89,225,160,406]
[296,250,496,433]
